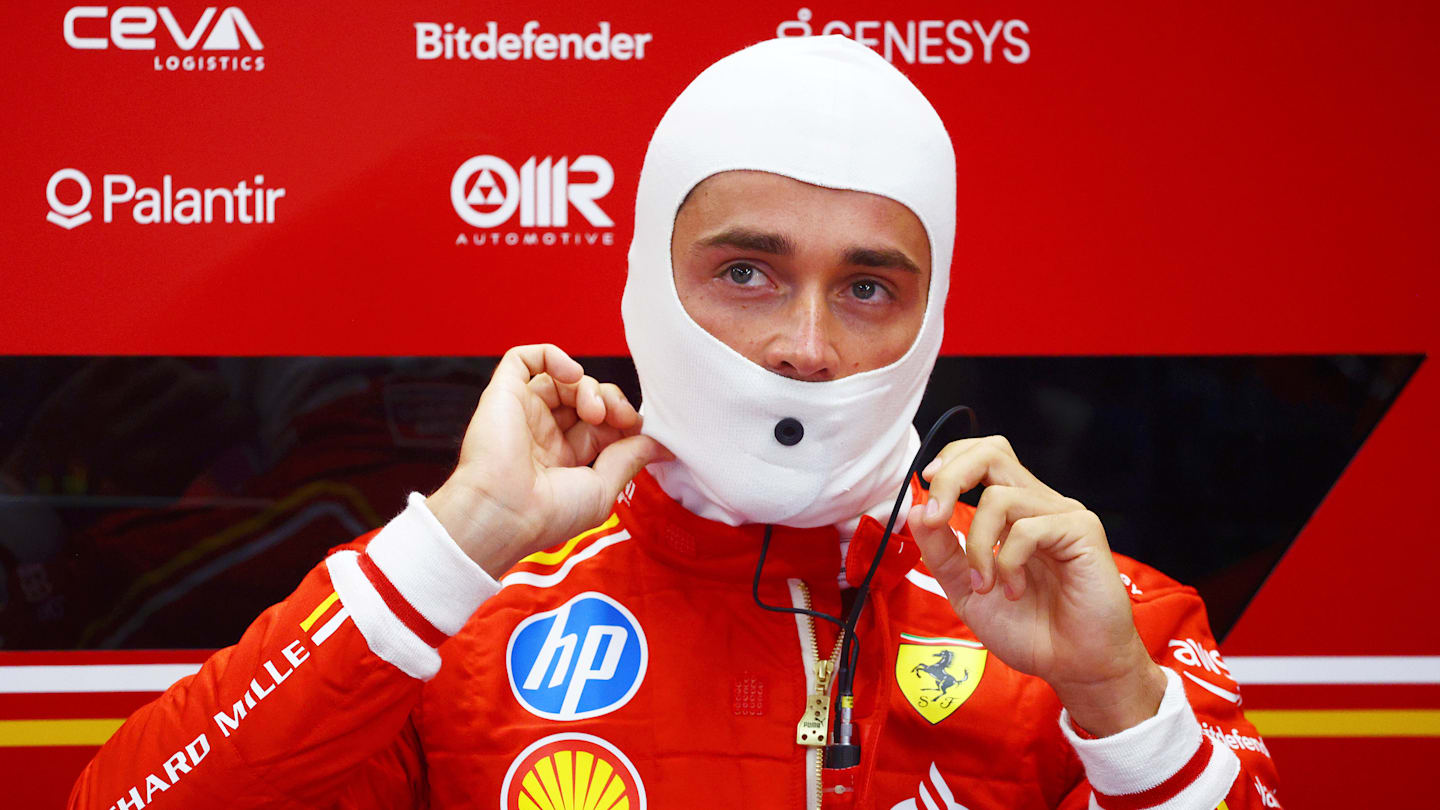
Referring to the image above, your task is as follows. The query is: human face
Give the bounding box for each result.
[671,171,931,382]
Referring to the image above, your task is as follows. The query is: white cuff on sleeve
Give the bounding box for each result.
[327,550,441,680]
[364,491,502,635]
[1061,667,1240,809]
[324,493,503,681]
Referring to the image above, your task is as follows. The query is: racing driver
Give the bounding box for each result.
[70,36,1280,810]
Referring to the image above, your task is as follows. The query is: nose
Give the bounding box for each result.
[763,290,839,381]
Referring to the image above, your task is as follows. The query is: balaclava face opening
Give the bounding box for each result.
[622,35,957,528]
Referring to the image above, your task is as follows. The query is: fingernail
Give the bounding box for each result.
[924,500,940,521]
[969,570,983,591]
[1003,583,1017,600]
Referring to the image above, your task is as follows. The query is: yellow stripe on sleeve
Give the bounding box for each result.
[300,591,340,631]
[520,514,620,566]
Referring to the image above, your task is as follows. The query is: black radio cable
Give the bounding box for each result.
[751,404,977,770]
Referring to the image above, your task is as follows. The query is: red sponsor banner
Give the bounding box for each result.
[5,2,1432,357]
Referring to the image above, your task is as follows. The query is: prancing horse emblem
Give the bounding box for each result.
[912,649,969,697]
[895,634,988,724]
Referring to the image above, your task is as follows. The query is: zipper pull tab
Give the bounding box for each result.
[796,660,834,747]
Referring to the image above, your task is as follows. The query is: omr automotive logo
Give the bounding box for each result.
[63,6,266,72]
[776,8,1029,66]
[46,168,285,229]
[506,592,647,721]
[451,155,616,248]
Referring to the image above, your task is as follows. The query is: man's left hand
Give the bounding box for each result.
[906,435,1167,736]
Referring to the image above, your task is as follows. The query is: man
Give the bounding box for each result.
[70,36,1279,809]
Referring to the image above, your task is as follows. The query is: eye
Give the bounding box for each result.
[725,263,760,285]
[851,280,878,300]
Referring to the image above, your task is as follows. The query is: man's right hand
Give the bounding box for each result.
[425,344,672,578]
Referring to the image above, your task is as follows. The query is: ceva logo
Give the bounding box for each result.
[451,154,613,230]
[506,592,647,721]
[64,6,262,50]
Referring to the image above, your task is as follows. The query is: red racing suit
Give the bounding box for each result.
[69,470,1282,809]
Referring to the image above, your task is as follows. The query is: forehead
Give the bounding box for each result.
[674,170,931,263]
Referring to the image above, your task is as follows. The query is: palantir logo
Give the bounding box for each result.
[506,592,647,721]
[44,167,285,228]
[47,168,93,230]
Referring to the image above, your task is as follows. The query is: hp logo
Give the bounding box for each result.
[506,592,648,721]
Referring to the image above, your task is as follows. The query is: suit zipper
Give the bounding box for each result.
[789,579,843,810]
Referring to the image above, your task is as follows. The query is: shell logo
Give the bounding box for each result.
[501,733,646,810]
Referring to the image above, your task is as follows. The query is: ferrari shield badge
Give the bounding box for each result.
[896,633,987,724]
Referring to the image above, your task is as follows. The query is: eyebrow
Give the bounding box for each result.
[843,246,922,275]
[698,227,795,256]
[698,227,922,274]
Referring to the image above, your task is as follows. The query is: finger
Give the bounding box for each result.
[993,511,1094,600]
[923,435,1034,484]
[499,344,584,387]
[564,419,621,465]
[552,406,579,433]
[593,435,675,499]
[921,437,992,482]
[521,373,579,437]
[540,377,632,430]
[922,436,1046,529]
[526,373,563,409]
[920,439,1000,528]
[965,485,1080,593]
[994,514,1062,600]
[597,383,639,430]
[532,373,591,416]
[575,375,605,425]
[529,375,611,434]
[920,438,974,480]
[907,505,975,600]
[618,412,646,438]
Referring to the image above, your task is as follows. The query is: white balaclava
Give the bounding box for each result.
[622,35,956,528]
